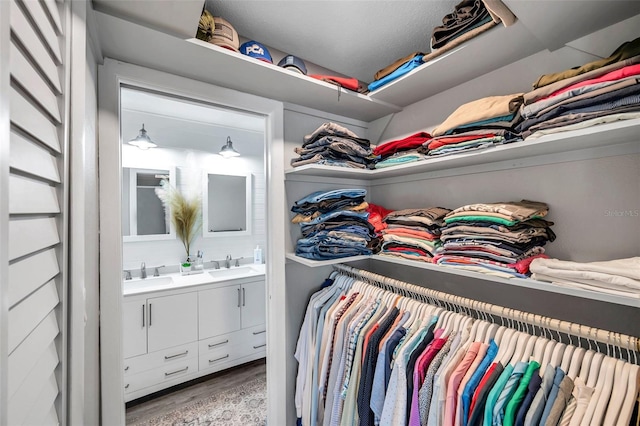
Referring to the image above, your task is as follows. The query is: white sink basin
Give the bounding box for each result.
[123,275,174,294]
[207,265,262,280]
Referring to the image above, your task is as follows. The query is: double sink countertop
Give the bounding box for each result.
[123,263,266,296]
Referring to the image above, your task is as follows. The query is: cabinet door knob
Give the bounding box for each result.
[252,330,266,335]
[208,339,229,348]
[237,288,241,307]
[209,354,230,363]
[164,366,189,377]
[142,304,145,327]
[164,350,189,360]
[148,303,152,326]
[124,366,130,371]
[253,344,267,349]
[242,287,246,307]
[124,384,130,389]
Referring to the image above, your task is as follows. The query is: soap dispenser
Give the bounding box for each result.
[253,245,263,264]
[194,250,204,273]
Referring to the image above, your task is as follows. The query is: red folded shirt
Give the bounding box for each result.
[309,74,360,91]
[367,203,394,233]
[374,132,432,157]
[427,133,496,150]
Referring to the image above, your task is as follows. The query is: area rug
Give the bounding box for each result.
[132,375,267,426]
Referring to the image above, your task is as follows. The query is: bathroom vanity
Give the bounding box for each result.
[121,265,266,402]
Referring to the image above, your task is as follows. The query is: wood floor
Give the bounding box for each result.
[126,358,267,424]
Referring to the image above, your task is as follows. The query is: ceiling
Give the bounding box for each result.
[93,0,460,83]
[205,0,459,82]
[121,88,266,157]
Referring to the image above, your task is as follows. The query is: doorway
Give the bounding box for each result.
[98,59,286,425]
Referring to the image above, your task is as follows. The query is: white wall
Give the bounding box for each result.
[122,145,266,272]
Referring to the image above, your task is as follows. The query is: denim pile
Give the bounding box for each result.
[434,200,556,278]
[378,207,451,263]
[292,189,377,260]
[290,122,375,169]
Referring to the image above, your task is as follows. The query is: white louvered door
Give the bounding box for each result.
[5,0,68,424]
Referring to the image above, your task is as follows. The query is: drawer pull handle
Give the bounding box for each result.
[252,330,266,335]
[165,366,189,376]
[208,340,229,348]
[125,384,130,389]
[209,354,229,363]
[253,344,267,349]
[124,366,130,371]
[164,350,189,360]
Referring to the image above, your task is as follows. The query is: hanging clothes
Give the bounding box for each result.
[294,271,640,426]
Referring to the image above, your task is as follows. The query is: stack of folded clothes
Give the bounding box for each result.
[373,132,432,168]
[367,0,516,91]
[290,122,375,169]
[291,189,378,260]
[419,93,524,157]
[530,257,640,298]
[378,207,451,263]
[518,37,640,140]
[433,200,555,278]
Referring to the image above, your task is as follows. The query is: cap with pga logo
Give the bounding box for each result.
[240,41,273,63]
[277,55,308,75]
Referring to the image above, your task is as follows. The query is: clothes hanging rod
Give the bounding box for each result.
[332,264,640,352]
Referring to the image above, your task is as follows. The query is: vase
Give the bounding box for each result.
[180,254,193,275]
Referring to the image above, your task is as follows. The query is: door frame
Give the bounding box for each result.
[98,58,285,425]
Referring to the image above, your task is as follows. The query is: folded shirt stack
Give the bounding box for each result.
[291,189,378,260]
[372,132,432,169]
[378,207,451,263]
[418,93,524,157]
[434,200,555,278]
[529,257,640,298]
[519,37,640,140]
[367,0,516,92]
[291,122,375,169]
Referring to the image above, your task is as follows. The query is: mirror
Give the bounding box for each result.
[122,166,176,242]
[203,172,252,237]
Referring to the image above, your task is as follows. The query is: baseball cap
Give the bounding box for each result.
[210,16,239,52]
[240,40,273,63]
[277,55,308,75]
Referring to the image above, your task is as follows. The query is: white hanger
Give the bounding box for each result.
[493,325,506,346]
[587,356,618,426]
[567,347,585,379]
[618,362,640,426]
[560,343,575,372]
[496,328,518,365]
[578,349,595,382]
[519,334,537,363]
[602,359,630,426]
[548,341,566,368]
[508,332,528,366]
[484,323,499,344]
[586,352,605,388]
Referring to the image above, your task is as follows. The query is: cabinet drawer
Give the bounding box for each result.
[124,356,198,396]
[124,341,198,376]
[242,324,267,347]
[198,329,242,354]
[199,343,244,373]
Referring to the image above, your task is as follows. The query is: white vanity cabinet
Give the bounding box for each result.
[122,275,266,402]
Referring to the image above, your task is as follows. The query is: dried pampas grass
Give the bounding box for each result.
[156,179,202,258]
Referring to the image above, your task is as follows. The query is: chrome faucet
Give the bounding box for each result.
[153,265,165,277]
[210,260,220,269]
[225,255,232,269]
[124,270,132,280]
[235,257,244,267]
[140,262,147,279]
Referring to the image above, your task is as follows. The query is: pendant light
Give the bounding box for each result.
[219,136,240,158]
[128,124,157,150]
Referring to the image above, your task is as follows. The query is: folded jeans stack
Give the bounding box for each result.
[368,0,516,92]
[291,122,375,169]
[292,189,378,260]
[420,93,524,157]
[434,200,556,278]
[379,207,452,263]
[519,37,640,140]
[373,132,432,169]
[529,257,640,298]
